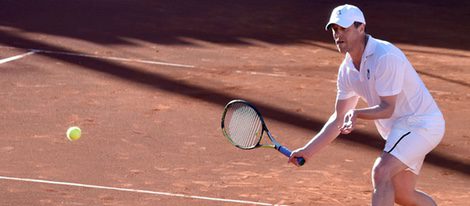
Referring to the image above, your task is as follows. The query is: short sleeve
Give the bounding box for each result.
[375,54,405,96]
[336,62,356,100]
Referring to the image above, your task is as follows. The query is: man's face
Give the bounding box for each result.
[331,24,364,54]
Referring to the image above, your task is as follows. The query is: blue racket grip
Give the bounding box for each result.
[278,146,305,166]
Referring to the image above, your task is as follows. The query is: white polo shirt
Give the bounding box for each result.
[336,35,443,139]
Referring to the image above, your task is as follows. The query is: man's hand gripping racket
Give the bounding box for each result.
[221,99,305,166]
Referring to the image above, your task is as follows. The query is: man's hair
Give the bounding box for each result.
[353,22,363,28]
[353,22,366,33]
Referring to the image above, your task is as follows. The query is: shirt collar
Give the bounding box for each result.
[344,35,376,80]
[363,34,375,59]
[358,35,375,81]
[345,35,375,65]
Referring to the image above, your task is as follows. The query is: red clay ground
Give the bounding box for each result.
[0,1,469,205]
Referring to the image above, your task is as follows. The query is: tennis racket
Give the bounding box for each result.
[221,99,305,166]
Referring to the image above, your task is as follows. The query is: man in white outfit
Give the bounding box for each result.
[289,4,445,206]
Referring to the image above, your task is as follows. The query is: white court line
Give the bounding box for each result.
[0,175,282,206]
[29,49,195,68]
[235,70,287,78]
[0,46,296,79]
[0,51,36,64]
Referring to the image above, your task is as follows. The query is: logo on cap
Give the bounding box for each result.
[325,4,366,31]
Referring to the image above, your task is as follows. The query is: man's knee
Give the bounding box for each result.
[372,163,393,186]
[395,190,438,206]
[393,172,418,205]
[372,154,408,186]
[394,190,417,206]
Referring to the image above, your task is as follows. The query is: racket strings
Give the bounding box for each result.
[224,103,263,148]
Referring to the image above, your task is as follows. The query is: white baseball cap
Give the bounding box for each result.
[325,4,366,30]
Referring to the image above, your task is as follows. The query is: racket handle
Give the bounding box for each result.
[278,146,305,166]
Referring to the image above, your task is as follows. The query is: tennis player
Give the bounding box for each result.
[289,4,445,206]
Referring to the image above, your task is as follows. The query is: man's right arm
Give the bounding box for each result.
[289,96,359,165]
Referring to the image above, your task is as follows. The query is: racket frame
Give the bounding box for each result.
[221,99,305,165]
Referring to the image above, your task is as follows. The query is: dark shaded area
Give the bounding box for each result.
[0,0,469,51]
[1,30,467,176]
[1,0,466,91]
[418,70,470,88]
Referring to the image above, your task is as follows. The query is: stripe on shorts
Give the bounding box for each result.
[386,131,411,153]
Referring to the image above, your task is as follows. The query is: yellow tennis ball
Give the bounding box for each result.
[66,126,81,141]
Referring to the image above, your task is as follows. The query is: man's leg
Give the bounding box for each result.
[371,152,408,206]
[393,170,437,206]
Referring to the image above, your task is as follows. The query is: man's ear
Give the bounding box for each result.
[359,24,366,33]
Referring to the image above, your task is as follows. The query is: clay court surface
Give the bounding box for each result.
[0,1,469,205]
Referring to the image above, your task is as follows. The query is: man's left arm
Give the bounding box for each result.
[340,95,397,134]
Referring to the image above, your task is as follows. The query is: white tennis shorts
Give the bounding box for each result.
[384,114,445,174]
